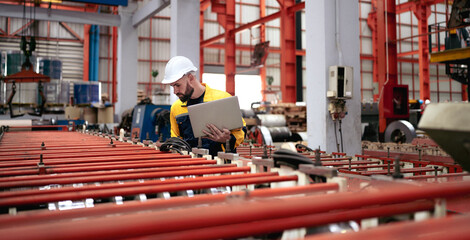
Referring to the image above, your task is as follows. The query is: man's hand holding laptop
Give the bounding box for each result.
[202,123,231,143]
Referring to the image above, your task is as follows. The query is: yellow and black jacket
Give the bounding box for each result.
[169,84,246,156]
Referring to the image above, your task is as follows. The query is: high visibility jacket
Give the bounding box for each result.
[169,84,246,156]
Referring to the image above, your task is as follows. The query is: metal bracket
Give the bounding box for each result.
[298,164,338,179]
[192,148,209,157]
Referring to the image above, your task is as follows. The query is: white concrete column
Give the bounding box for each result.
[306,0,361,155]
[169,0,200,103]
[116,3,138,119]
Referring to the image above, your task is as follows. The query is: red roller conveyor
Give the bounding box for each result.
[0,163,239,188]
[0,163,231,184]
[0,159,213,177]
[0,146,159,157]
[0,183,339,228]
[0,148,167,161]
[0,153,190,168]
[150,201,435,240]
[0,181,468,240]
[0,166,253,198]
[0,175,299,207]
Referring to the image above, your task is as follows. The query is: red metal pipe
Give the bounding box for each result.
[0,164,230,184]
[1,163,240,188]
[405,172,470,179]
[0,183,338,228]
[0,153,188,168]
[0,149,165,161]
[0,156,194,170]
[0,170,267,199]
[0,143,139,152]
[150,201,434,240]
[0,181,468,239]
[308,213,470,240]
[0,146,163,157]
[0,175,298,207]
[0,159,217,179]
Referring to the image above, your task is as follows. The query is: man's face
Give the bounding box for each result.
[170,74,194,102]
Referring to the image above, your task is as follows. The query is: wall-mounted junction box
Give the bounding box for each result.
[327,66,353,99]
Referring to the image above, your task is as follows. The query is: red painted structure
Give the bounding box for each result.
[200,0,304,101]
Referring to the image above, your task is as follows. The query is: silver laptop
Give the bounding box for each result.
[188,96,244,138]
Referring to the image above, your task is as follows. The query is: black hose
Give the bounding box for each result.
[272,149,314,170]
[295,143,313,152]
[159,137,192,155]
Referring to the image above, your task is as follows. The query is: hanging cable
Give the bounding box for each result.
[333,119,340,153]
[339,119,344,153]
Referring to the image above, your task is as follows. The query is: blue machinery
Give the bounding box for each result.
[131,104,171,142]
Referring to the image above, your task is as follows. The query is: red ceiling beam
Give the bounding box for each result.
[59,22,84,43]
[9,20,34,37]
[287,1,304,15]
[201,1,305,48]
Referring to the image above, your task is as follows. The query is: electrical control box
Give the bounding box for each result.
[327,66,353,99]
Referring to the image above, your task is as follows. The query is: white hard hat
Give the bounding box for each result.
[162,56,198,84]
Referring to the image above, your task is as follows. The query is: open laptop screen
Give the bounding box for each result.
[188,96,243,138]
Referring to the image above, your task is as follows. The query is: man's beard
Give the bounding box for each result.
[178,86,194,102]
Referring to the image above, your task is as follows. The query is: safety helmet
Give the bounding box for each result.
[162,56,198,84]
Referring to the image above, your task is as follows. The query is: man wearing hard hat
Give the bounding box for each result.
[162,56,246,156]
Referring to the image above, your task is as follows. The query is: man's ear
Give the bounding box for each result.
[187,74,195,85]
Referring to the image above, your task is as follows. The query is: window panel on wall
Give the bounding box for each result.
[361,38,373,55]
[154,18,170,38]
[137,20,150,37]
[239,5,260,23]
[399,24,412,39]
[438,79,451,92]
[362,73,374,100]
[452,81,463,91]
[360,3,372,18]
[205,5,218,20]
[138,41,150,60]
[452,92,462,101]
[401,75,413,88]
[267,28,280,47]
[399,42,413,53]
[399,61,414,74]
[430,92,439,101]
[238,51,251,66]
[439,93,451,102]
[266,0,280,7]
[204,22,223,40]
[360,20,372,36]
[153,41,170,61]
[204,48,220,64]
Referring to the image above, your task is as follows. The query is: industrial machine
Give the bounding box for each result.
[130,103,171,142]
